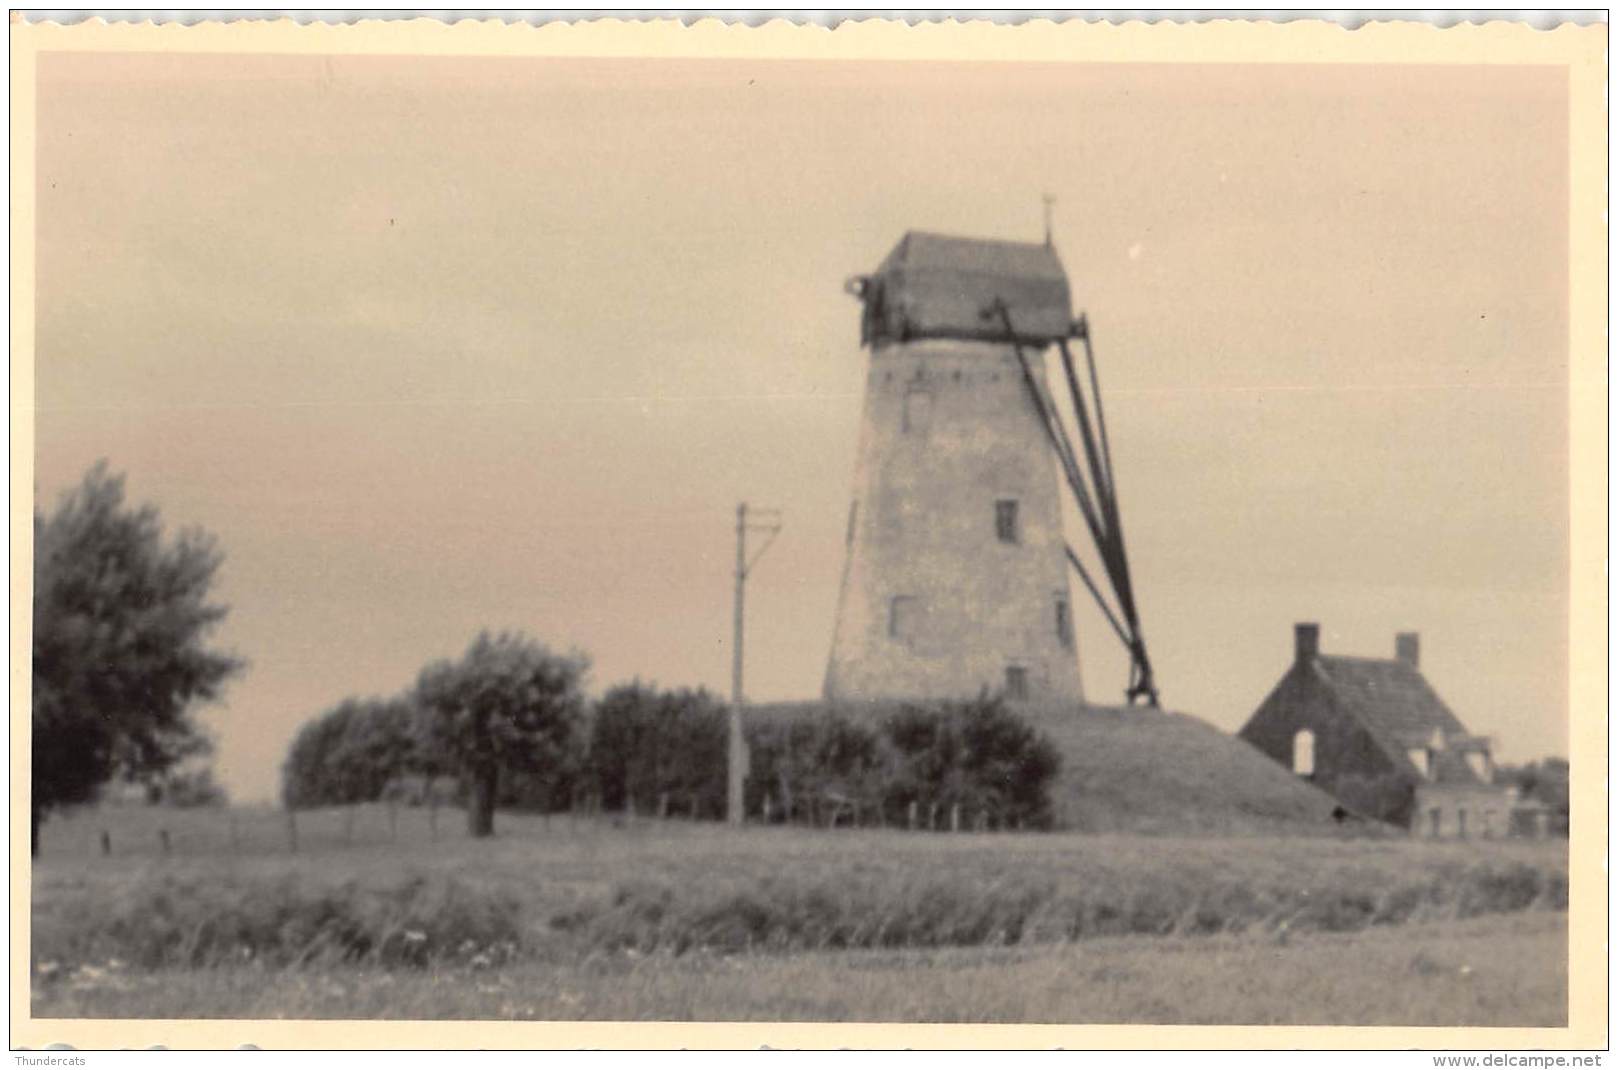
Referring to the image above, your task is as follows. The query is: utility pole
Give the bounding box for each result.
[730,501,781,826]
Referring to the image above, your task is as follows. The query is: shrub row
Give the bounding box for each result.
[284,679,1064,831]
[742,699,1062,829]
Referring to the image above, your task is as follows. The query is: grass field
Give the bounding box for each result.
[31,804,1567,1025]
[32,913,1564,1026]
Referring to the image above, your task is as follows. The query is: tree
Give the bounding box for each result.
[281,695,422,809]
[415,632,588,837]
[588,680,662,812]
[589,682,727,817]
[31,462,243,854]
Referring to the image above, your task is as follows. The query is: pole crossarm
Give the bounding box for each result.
[742,519,783,577]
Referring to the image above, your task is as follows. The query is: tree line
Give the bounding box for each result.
[282,663,1064,836]
[31,460,1063,851]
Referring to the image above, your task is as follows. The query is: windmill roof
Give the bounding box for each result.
[878,231,1070,285]
[1311,655,1485,784]
[859,230,1074,345]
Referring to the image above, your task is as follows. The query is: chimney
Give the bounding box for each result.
[1294,622,1320,664]
[1396,632,1420,668]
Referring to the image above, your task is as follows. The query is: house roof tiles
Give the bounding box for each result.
[1310,654,1485,785]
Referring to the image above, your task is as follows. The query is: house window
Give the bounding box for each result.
[902,389,933,434]
[1004,665,1029,701]
[1408,748,1431,778]
[1465,750,1491,783]
[1481,810,1497,839]
[846,499,859,546]
[1293,729,1315,777]
[1456,809,1468,839]
[888,596,917,641]
[1429,808,1442,837]
[995,500,1020,544]
[1054,595,1072,648]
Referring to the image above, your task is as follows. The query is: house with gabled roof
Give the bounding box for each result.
[1238,623,1510,836]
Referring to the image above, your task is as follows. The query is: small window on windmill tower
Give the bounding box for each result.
[1004,665,1029,701]
[902,388,933,434]
[995,500,1020,544]
[1293,729,1315,777]
[1054,594,1073,649]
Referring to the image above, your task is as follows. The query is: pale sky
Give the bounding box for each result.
[33,55,1569,802]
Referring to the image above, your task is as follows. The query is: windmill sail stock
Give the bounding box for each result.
[986,299,1160,708]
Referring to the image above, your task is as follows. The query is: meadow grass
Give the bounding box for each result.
[31,912,1565,1026]
[32,805,1566,979]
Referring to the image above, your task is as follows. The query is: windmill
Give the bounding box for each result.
[824,228,1158,708]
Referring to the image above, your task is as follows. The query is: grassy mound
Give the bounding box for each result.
[748,700,1342,835]
[1022,703,1344,834]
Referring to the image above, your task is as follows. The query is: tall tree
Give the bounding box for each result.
[31,461,244,854]
[415,632,587,837]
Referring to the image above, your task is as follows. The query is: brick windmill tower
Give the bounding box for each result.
[823,229,1157,708]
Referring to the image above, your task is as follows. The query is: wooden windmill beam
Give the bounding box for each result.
[1072,326,1156,706]
[993,305,1111,552]
[1063,543,1133,650]
[986,299,1160,708]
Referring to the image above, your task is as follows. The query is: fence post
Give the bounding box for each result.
[761,792,773,824]
[285,809,299,853]
[343,806,355,845]
[159,828,171,856]
[99,829,112,857]
[908,801,918,831]
[658,792,669,820]
[950,804,961,833]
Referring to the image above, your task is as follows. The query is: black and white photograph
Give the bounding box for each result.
[12,13,1606,1050]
